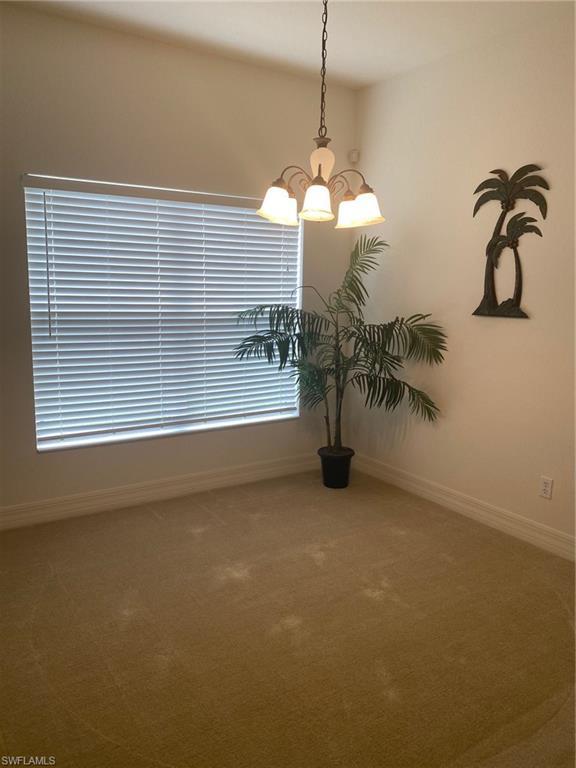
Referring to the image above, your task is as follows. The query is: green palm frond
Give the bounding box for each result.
[349,315,446,366]
[238,304,328,336]
[351,342,403,378]
[234,330,291,368]
[352,373,404,409]
[407,386,439,421]
[236,305,331,368]
[351,374,439,421]
[292,360,332,409]
[330,235,388,315]
[237,305,270,326]
[337,352,360,382]
[314,344,338,371]
[397,315,447,364]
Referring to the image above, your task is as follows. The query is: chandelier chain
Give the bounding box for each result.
[318,0,328,138]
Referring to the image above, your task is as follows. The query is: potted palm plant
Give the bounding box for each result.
[235,236,447,488]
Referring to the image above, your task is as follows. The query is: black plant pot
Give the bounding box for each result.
[317,447,355,489]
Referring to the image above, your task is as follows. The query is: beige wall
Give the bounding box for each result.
[0,5,356,506]
[1,3,573,542]
[355,5,574,536]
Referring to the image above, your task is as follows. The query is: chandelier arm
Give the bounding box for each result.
[286,169,311,191]
[328,168,368,190]
[279,165,312,183]
[327,178,347,196]
[297,177,309,193]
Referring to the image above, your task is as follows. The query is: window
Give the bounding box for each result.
[24,179,302,450]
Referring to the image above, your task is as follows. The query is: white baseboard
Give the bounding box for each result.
[0,453,317,531]
[3,450,573,562]
[356,454,575,561]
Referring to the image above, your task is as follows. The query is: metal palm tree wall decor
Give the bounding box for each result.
[472,164,549,318]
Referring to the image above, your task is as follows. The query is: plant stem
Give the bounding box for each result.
[323,396,332,448]
[333,313,343,449]
[335,394,343,449]
[293,285,332,314]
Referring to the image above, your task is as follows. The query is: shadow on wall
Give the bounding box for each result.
[351,391,411,456]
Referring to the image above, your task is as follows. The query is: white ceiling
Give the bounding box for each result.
[38,1,557,87]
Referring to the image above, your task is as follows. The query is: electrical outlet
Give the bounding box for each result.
[539,476,554,500]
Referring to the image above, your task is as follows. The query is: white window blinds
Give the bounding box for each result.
[24,183,302,450]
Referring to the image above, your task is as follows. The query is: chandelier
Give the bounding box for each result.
[257,0,384,229]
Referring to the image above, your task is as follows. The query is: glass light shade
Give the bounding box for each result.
[300,183,334,222]
[281,196,299,226]
[257,185,288,221]
[353,191,385,226]
[309,146,335,181]
[335,197,358,229]
[257,186,298,226]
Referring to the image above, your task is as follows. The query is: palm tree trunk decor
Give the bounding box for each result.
[512,247,523,308]
[472,164,548,318]
[236,237,447,488]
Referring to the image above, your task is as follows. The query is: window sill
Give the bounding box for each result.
[36,410,300,453]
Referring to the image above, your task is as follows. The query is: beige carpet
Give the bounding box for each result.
[0,471,573,767]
